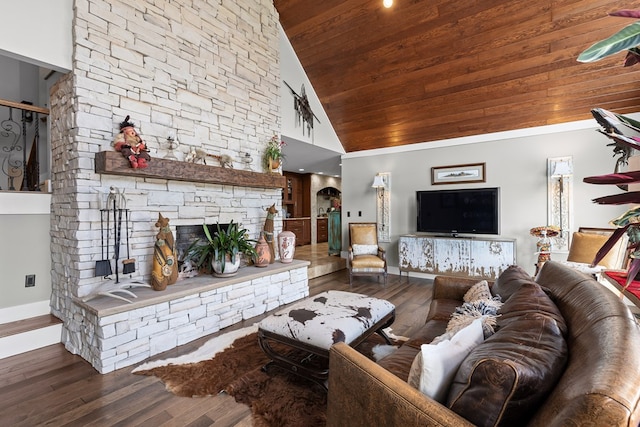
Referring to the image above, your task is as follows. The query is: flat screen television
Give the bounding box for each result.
[416,187,499,235]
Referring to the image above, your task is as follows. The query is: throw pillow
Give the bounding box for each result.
[567,231,623,269]
[446,300,501,339]
[447,283,568,427]
[491,265,533,302]
[497,281,567,336]
[352,244,378,256]
[407,318,484,403]
[463,280,492,302]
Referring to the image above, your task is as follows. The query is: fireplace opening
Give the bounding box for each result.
[175,223,230,262]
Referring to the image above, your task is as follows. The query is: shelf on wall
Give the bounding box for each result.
[95,151,286,189]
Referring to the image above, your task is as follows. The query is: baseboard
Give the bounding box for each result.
[0,300,51,324]
[0,324,62,359]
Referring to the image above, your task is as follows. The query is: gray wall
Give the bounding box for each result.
[0,212,52,308]
[342,126,627,276]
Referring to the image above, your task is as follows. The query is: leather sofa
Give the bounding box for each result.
[327,261,640,427]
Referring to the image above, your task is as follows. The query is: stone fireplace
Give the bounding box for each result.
[46,0,302,373]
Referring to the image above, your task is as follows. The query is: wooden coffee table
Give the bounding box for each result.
[257,290,395,389]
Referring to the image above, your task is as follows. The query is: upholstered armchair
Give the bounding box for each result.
[562,227,629,276]
[348,222,387,286]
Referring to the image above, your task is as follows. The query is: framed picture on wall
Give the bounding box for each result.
[431,163,486,185]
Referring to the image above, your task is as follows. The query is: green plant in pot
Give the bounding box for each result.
[186,220,257,277]
[263,134,285,171]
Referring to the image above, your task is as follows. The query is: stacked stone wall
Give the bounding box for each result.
[49,0,285,365]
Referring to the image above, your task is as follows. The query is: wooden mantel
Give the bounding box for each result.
[95,151,286,189]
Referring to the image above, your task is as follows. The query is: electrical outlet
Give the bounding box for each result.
[25,274,35,287]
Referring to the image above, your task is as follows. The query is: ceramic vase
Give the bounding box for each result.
[278,230,296,263]
[212,254,241,277]
[254,232,271,267]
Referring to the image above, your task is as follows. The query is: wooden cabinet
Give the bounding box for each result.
[283,172,310,218]
[283,218,311,246]
[398,234,516,280]
[317,217,328,243]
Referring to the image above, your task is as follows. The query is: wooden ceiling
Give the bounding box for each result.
[275,0,640,153]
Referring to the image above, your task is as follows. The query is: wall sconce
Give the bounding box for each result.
[372,173,391,242]
[383,0,393,8]
[548,157,573,251]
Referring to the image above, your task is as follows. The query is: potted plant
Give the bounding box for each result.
[185,220,257,277]
[263,135,286,172]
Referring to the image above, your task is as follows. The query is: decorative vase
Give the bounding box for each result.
[269,157,281,173]
[254,232,271,267]
[212,254,241,277]
[278,230,296,263]
[536,230,552,265]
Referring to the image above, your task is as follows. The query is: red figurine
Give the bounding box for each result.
[113,115,150,169]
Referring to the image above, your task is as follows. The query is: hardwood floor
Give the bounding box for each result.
[0,270,433,426]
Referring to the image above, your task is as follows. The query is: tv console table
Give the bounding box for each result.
[399,234,516,280]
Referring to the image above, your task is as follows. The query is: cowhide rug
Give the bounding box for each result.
[133,325,405,427]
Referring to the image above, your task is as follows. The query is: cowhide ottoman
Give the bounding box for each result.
[257,290,395,389]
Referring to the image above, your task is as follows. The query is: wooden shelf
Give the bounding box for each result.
[95,151,286,189]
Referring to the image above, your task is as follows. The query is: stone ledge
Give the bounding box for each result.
[95,150,286,189]
[74,259,310,317]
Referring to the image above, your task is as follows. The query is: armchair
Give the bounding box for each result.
[348,222,387,286]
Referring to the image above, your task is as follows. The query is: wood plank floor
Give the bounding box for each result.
[0,270,433,426]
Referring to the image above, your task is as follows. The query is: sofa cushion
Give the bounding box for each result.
[447,282,568,427]
[407,318,484,403]
[498,281,567,336]
[491,265,532,301]
[426,298,462,323]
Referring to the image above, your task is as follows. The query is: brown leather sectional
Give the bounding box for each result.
[327,261,640,427]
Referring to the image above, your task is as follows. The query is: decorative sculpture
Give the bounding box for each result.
[113,115,151,169]
[185,147,234,168]
[263,203,278,263]
[151,213,178,291]
[284,81,320,137]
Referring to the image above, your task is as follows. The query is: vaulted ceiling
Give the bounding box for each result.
[275,0,640,154]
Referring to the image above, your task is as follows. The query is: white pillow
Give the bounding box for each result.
[407,318,484,402]
[352,244,378,256]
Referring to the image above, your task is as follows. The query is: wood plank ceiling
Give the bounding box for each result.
[274,0,640,153]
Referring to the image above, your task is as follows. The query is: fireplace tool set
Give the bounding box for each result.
[95,188,135,283]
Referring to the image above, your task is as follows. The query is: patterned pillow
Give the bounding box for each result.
[352,244,378,256]
[463,280,492,302]
[445,300,501,339]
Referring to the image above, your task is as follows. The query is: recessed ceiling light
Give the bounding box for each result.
[383,0,393,8]
[298,168,305,171]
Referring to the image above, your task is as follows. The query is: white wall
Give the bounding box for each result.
[342,123,628,276]
[278,25,344,155]
[0,0,72,71]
